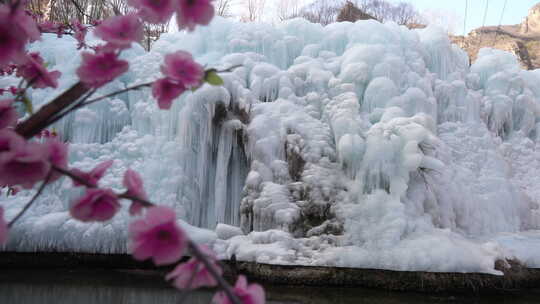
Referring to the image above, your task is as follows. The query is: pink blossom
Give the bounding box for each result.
[9,186,20,196]
[123,169,148,215]
[213,275,265,304]
[71,19,88,48]
[128,0,176,24]
[70,160,113,187]
[160,51,204,88]
[0,131,50,189]
[16,53,61,89]
[77,50,128,88]
[166,245,221,290]
[0,129,25,153]
[39,20,66,37]
[152,78,186,110]
[38,20,60,33]
[176,0,215,31]
[0,4,40,68]
[70,188,120,222]
[0,206,8,245]
[129,206,186,265]
[44,138,68,182]
[95,14,143,48]
[0,99,17,129]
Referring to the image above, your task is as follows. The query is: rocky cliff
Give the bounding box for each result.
[453,3,540,69]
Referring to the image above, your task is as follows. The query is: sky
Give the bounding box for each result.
[174,0,540,34]
[295,0,538,34]
[386,0,540,34]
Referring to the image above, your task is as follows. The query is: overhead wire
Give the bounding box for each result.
[492,0,508,47]
[463,0,468,37]
[477,0,490,47]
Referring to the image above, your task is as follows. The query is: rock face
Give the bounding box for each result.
[455,2,540,70]
[521,3,540,34]
[336,1,376,23]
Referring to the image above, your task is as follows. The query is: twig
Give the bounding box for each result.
[42,88,97,128]
[51,165,240,303]
[188,242,242,304]
[216,64,243,73]
[51,165,154,207]
[78,82,153,108]
[176,264,200,304]
[67,0,94,23]
[15,82,89,139]
[7,171,52,228]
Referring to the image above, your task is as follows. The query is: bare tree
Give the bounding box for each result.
[27,0,169,51]
[355,0,421,25]
[107,0,169,50]
[216,0,234,18]
[242,0,266,22]
[389,2,421,25]
[422,9,459,34]
[277,0,301,21]
[357,0,391,22]
[301,0,341,25]
[337,1,376,23]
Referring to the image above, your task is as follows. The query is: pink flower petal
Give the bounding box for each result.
[129,206,187,266]
[176,0,215,31]
[90,160,114,182]
[166,246,221,290]
[76,51,128,89]
[0,4,40,68]
[16,53,61,89]
[71,160,113,187]
[235,275,248,290]
[128,0,176,24]
[129,201,144,216]
[0,99,18,130]
[160,51,204,88]
[152,78,186,110]
[95,14,143,48]
[246,284,266,304]
[123,169,147,197]
[0,138,50,189]
[212,275,266,304]
[44,138,69,182]
[0,206,8,245]
[70,188,120,222]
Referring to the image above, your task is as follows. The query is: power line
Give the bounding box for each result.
[481,0,490,28]
[463,0,468,37]
[492,0,508,47]
[477,0,490,47]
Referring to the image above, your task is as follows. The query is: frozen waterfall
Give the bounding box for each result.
[1,17,540,273]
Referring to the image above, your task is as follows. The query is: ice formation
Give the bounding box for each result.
[1,18,540,273]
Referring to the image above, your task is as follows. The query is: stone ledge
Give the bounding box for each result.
[1,252,539,294]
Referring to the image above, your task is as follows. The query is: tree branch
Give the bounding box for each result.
[7,171,52,228]
[78,82,152,108]
[188,242,242,304]
[15,82,89,139]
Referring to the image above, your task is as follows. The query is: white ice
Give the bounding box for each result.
[1,17,539,274]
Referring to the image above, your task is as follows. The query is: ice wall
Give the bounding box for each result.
[1,18,540,273]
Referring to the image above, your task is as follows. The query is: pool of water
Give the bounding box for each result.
[0,269,538,304]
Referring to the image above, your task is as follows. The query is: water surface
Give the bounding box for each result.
[0,269,538,304]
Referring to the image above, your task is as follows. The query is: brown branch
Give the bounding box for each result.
[15,82,89,139]
[7,171,52,228]
[51,164,241,303]
[67,0,93,22]
[78,82,152,108]
[52,165,154,207]
[188,242,242,304]
[40,88,96,128]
